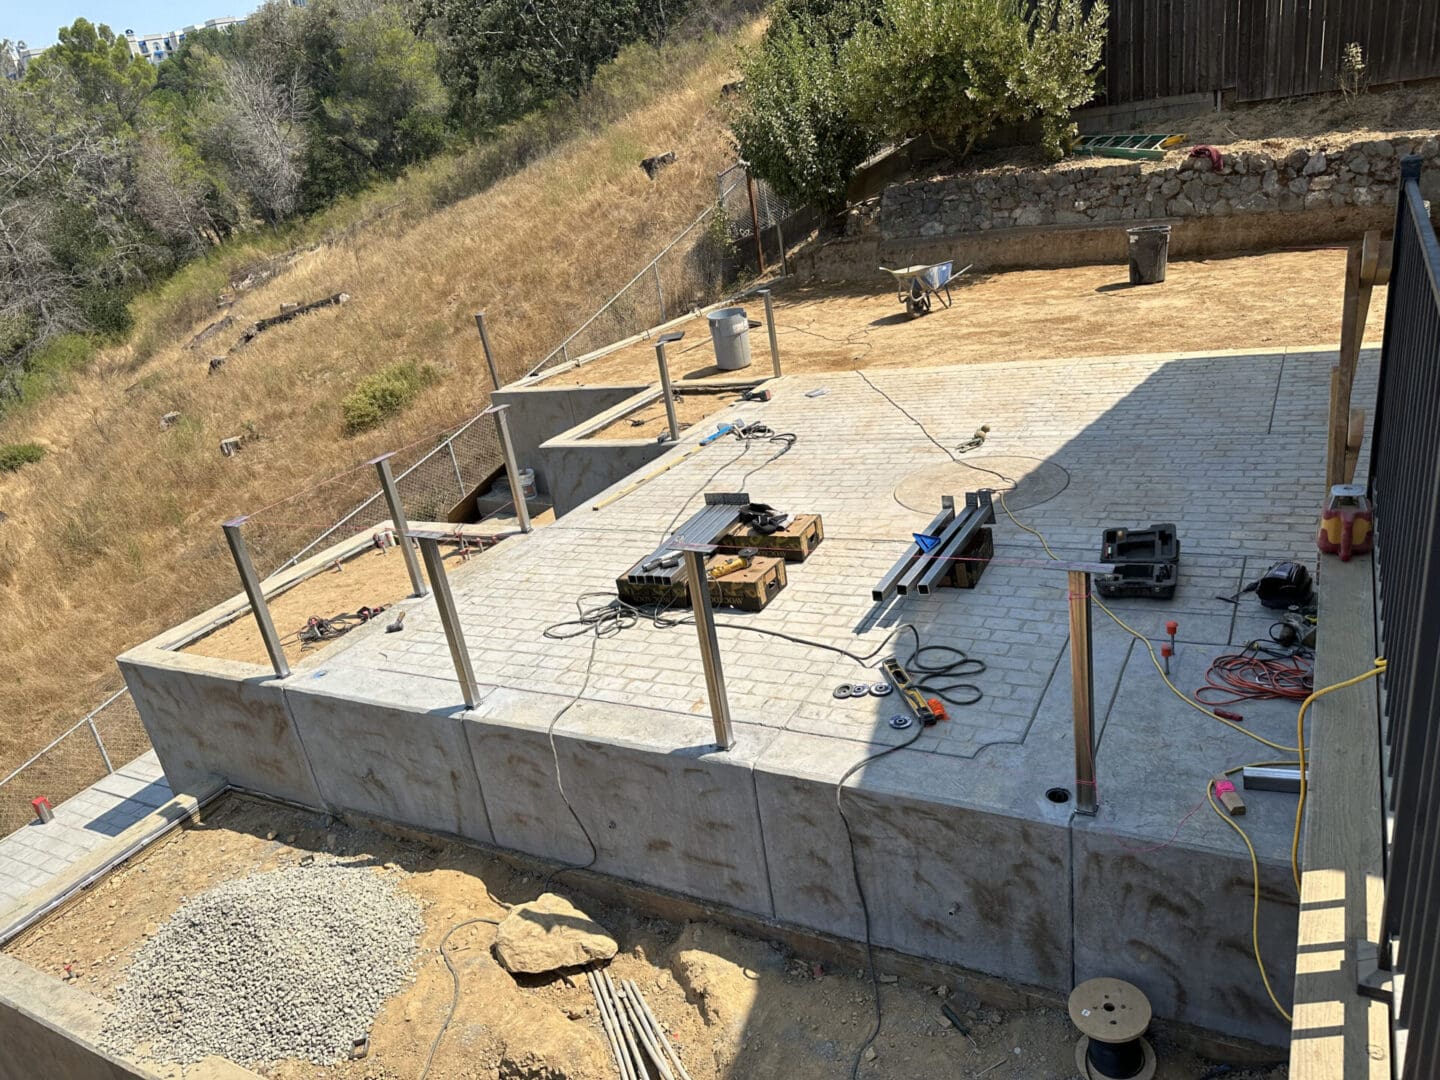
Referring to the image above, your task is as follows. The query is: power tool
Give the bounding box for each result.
[706,547,757,579]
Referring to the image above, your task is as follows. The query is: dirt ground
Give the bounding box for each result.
[589,388,746,441]
[7,796,1287,1080]
[553,249,1379,388]
[182,541,471,668]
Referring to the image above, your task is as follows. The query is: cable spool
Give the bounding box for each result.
[1069,978,1156,1080]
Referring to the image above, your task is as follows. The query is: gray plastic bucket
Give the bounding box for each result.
[707,307,753,370]
[1126,225,1171,285]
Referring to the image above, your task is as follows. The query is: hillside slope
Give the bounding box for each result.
[0,21,757,773]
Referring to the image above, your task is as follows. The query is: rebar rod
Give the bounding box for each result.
[625,977,694,1080]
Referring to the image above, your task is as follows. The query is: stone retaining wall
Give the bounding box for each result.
[879,136,1440,240]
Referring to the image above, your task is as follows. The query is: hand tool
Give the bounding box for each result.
[701,421,741,446]
[706,547,757,579]
[880,657,942,726]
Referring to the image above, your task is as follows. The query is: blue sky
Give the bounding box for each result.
[4,0,251,47]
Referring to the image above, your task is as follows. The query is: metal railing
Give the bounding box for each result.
[1367,154,1440,1077]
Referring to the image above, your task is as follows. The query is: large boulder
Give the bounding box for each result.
[493,893,618,975]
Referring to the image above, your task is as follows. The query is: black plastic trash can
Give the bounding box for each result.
[1126,224,1171,285]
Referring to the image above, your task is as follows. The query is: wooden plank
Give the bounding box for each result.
[1166,0,1182,97]
[1289,557,1391,1080]
[1290,0,1311,97]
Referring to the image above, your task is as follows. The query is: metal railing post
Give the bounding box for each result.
[655,332,684,443]
[371,453,428,599]
[653,262,667,323]
[760,289,781,378]
[677,542,735,750]
[483,404,532,533]
[1068,569,1098,815]
[415,533,481,709]
[222,518,291,679]
[447,442,464,493]
[474,311,502,391]
[87,716,114,774]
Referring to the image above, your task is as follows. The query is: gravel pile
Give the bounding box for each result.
[104,864,423,1065]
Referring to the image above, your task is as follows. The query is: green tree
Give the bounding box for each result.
[729,0,879,208]
[24,19,155,127]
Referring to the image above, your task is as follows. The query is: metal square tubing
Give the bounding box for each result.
[873,498,955,602]
[483,404,532,533]
[1068,569,1098,815]
[416,535,481,709]
[679,544,735,750]
[760,289,782,378]
[222,519,290,679]
[371,453,427,599]
[474,312,501,391]
[654,332,684,443]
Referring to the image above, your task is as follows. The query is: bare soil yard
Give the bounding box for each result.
[7,797,1287,1080]
[552,248,1379,387]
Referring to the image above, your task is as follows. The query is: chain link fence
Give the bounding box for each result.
[716,163,818,276]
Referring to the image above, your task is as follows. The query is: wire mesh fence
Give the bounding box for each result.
[717,163,819,275]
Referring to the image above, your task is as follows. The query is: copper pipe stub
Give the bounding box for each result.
[1069,977,1157,1080]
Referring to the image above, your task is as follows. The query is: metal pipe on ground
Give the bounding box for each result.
[626,977,694,1080]
[611,973,674,1080]
[588,970,637,1080]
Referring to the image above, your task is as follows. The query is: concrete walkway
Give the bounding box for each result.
[0,753,173,917]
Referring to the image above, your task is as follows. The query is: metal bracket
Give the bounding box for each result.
[1356,939,1395,1004]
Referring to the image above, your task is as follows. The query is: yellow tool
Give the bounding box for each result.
[707,547,757,579]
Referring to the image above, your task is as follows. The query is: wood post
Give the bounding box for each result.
[1327,231,1389,490]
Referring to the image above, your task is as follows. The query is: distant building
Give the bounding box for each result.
[2,39,48,80]
[123,17,245,64]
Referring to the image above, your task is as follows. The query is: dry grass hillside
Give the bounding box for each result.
[0,19,760,774]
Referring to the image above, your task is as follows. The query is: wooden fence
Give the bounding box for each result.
[1097,0,1440,106]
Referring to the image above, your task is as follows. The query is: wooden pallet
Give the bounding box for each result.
[615,555,788,612]
[718,513,824,563]
[942,527,993,589]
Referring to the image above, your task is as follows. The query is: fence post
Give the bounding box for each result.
[746,173,766,274]
[1068,569,1098,815]
[774,218,787,277]
[653,262,667,323]
[447,442,464,494]
[370,453,428,599]
[483,403,532,533]
[415,533,481,709]
[474,312,502,391]
[760,289,782,378]
[222,518,291,680]
[676,542,735,750]
[87,715,115,774]
[654,332,684,443]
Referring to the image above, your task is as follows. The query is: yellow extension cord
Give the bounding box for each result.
[994,489,1386,1021]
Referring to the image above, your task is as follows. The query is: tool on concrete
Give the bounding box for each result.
[879,260,971,317]
[880,658,942,726]
[834,684,853,699]
[31,796,53,824]
[1213,707,1245,723]
[804,387,829,398]
[873,491,996,601]
[642,550,682,573]
[1096,524,1179,599]
[1214,778,1246,816]
[385,611,406,633]
[888,714,913,730]
[741,387,772,402]
[1069,977,1157,1079]
[706,547,758,580]
[700,422,740,446]
[956,424,991,453]
[850,682,873,698]
[624,493,752,587]
[1317,483,1374,561]
[1243,765,1305,793]
[1074,131,1186,160]
[869,682,893,697]
[1243,560,1313,609]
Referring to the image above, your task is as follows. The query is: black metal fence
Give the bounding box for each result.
[1368,154,1440,1076]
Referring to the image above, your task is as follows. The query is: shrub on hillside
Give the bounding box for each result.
[0,443,46,472]
[846,0,1107,161]
[729,0,880,209]
[340,362,439,434]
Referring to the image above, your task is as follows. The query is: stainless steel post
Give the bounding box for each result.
[678,542,735,750]
[416,533,481,708]
[653,262,667,323]
[87,717,115,774]
[1068,569,1098,815]
[474,311,501,391]
[655,331,684,443]
[484,404,532,533]
[760,289,781,378]
[371,453,428,598]
[222,518,290,679]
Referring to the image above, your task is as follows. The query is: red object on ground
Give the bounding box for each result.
[1161,644,1174,658]
[1190,145,1224,170]
[927,697,948,722]
[1213,708,1245,723]
[31,796,53,823]
[1165,620,1179,637]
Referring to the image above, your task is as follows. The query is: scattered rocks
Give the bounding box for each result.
[102,864,421,1065]
[493,893,618,975]
[640,150,677,179]
[159,411,181,430]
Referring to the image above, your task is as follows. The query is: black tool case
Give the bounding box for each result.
[1096,523,1180,599]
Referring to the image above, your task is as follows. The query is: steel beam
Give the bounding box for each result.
[222,518,290,679]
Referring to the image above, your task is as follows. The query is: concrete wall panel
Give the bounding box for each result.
[284,689,492,843]
[542,440,669,517]
[118,659,320,807]
[491,384,648,499]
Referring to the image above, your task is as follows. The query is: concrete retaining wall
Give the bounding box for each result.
[491,383,648,501]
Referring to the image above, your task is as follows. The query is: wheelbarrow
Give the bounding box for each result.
[879,261,972,317]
